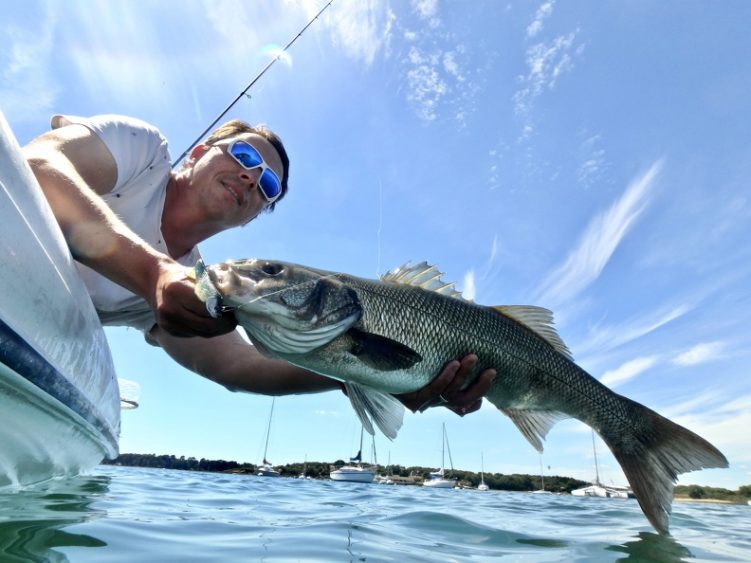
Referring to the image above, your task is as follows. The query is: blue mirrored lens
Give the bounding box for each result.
[230,141,264,168]
[259,170,281,201]
[228,140,282,202]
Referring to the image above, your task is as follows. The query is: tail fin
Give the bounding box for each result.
[601,398,728,534]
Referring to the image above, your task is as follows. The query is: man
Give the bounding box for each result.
[23,114,495,414]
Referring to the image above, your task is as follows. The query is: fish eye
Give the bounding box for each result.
[261,262,284,276]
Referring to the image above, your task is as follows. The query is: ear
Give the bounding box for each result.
[189,144,209,162]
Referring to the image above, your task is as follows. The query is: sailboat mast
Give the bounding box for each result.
[539,455,545,491]
[591,429,601,486]
[444,424,455,471]
[262,397,275,462]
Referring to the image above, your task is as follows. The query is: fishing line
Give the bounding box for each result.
[376,178,383,277]
[172,0,335,168]
[234,273,343,309]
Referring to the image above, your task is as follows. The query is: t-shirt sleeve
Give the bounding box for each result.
[51,114,172,193]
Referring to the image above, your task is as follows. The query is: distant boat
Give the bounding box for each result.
[531,454,552,494]
[330,427,375,483]
[478,452,489,491]
[423,423,457,489]
[297,455,311,479]
[375,451,396,485]
[257,398,280,477]
[571,430,633,498]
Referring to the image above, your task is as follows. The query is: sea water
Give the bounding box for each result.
[0,465,748,562]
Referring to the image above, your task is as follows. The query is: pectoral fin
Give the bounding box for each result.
[500,407,569,452]
[343,381,405,440]
[347,328,423,371]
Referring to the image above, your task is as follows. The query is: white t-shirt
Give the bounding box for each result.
[51,114,201,332]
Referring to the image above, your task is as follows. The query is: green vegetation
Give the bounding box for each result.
[674,484,751,504]
[103,454,750,502]
[103,453,586,492]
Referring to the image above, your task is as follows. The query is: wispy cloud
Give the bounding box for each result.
[404,46,448,121]
[600,356,659,388]
[0,10,58,122]
[534,160,664,308]
[514,31,582,116]
[412,0,440,26]
[577,133,609,188]
[462,270,476,301]
[298,0,395,66]
[527,1,555,39]
[666,392,751,465]
[577,303,692,358]
[672,341,726,366]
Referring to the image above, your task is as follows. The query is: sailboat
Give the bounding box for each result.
[330,426,375,483]
[297,455,311,479]
[571,430,633,498]
[478,452,489,491]
[531,454,552,494]
[423,423,457,488]
[257,398,280,477]
[375,451,395,484]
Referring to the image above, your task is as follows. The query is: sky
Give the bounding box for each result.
[2,0,750,490]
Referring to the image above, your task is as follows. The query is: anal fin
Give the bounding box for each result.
[500,407,569,452]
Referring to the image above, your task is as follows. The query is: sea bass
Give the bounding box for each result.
[197,258,728,534]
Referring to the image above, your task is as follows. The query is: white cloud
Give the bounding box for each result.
[404,47,447,121]
[600,356,659,388]
[672,341,725,366]
[527,1,555,38]
[577,134,608,188]
[301,0,395,66]
[0,11,59,121]
[514,31,581,116]
[462,270,476,301]
[577,303,691,358]
[535,160,663,308]
[412,0,439,22]
[669,394,751,464]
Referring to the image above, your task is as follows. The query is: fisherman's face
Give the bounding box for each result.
[189,133,284,228]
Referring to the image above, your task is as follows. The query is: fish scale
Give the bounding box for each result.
[203,258,728,535]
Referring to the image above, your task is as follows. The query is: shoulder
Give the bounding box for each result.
[53,114,172,189]
[52,114,168,160]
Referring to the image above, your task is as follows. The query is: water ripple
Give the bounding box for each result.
[0,467,748,562]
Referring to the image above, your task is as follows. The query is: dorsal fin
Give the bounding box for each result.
[493,305,573,361]
[381,262,465,299]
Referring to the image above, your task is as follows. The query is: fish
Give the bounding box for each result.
[196,258,728,534]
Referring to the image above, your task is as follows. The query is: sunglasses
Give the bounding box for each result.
[216,138,282,204]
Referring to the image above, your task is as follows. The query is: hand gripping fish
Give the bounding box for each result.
[194,258,728,534]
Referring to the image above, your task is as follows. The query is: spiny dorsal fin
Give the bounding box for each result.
[494,305,573,361]
[381,261,465,300]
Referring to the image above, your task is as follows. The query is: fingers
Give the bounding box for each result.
[393,354,496,416]
[154,268,238,338]
[393,361,458,413]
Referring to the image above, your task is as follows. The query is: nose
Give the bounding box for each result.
[238,168,261,189]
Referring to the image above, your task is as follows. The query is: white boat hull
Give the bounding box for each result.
[423,478,456,488]
[571,484,632,498]
[0,109,120,487]
[257,465,280,477]
[330,466,375,483]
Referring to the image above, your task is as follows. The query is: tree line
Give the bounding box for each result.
[103,453,589,493]
[102,454,751,501]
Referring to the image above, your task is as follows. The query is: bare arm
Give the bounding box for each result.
[151,327,341,395]
[152,326,495,414]
[23,125,234,337]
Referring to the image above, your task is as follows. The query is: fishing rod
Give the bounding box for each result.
[172,0,335,168]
